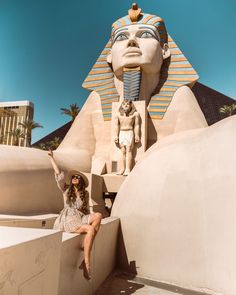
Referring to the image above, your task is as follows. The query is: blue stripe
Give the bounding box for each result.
[101,97,119,103]
[123,16,131,25]
[99,88,117,94]
[101,103,114,106]
[99,54,108,58]
[100,93,117,98]
[87,73,113,79]
[101,107,112,111]
[115,20,122,28]
[149,105,168,109]
[94,84,114,90]
[146,16,159,25]
[170,61,189,65]
[171,54,185,58]
[167,74,198,78]
[95,61,108,65]
[83,78,114,87]
[91,67,111,72]
[158,91,175,95]
[161,85,178,89]
[148,111,165,115]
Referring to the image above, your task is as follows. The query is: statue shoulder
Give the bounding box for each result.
[174,85,194,96]
[170,85,207,126]
[172,85,196,102]
[87,90,101,102]
[81,90,101,111]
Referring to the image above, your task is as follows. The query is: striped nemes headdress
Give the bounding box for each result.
[82,3,199,121]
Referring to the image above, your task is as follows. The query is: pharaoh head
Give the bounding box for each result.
[119,99,137,116]
[83,3,199,121]
[107,3,170,76]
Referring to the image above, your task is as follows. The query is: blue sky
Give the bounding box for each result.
[0,0,235,142]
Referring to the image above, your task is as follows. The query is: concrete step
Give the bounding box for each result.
[102,174,126,193]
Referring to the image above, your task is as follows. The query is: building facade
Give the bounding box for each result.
[0,101,34,146]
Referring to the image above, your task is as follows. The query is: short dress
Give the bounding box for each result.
[53,171,91,233]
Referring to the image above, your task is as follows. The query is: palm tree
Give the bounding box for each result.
[35,142,48,150]
[60,103,80,122]
[7,128,25,146]
[219,103,236,118]
[48,137,62,150]
[18,119,43,147]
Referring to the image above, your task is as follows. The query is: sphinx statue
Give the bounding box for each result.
[0,3,207,214]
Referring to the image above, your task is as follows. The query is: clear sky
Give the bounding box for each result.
[0,0,235,142]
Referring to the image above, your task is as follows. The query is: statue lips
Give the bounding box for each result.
[123,49,142,57]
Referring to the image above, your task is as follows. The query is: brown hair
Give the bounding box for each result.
[66,176,88,214]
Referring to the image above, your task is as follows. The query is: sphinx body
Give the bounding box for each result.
[0,5,207,214]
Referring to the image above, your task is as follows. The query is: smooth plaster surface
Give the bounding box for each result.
[112,115,236,295]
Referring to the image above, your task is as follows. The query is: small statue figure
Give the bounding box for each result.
[114,100,140,175]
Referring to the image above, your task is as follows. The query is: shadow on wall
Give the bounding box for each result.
[116,224,137,275]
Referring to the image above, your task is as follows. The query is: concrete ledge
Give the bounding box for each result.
[0,226,62,295]
[0,213,58,229]
[0,216,120,295]
[59,217,120,295]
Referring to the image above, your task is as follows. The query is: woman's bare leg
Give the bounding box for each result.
[89,212,102,233]
[74,224,95,279]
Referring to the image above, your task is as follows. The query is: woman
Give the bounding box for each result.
[48,150,102,279]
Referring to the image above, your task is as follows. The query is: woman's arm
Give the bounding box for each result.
[48,150,66,192]
[48,149,60,175]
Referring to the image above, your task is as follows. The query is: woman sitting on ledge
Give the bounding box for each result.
[48,150,102,279]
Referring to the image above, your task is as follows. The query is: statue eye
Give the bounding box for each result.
[115,33,128,42]
[140,31,154,39]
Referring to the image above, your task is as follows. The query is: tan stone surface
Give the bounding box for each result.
[0,226,62,295]
[112,116,236,295]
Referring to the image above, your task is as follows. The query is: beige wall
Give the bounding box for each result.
[0,146,92,214]
[0,226,62,295]
[112,115,236,295]
[0,217,119,295]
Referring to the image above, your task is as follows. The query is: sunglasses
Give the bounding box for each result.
[72,175,81,180]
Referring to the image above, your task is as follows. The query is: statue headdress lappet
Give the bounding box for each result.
[82,3,198,121]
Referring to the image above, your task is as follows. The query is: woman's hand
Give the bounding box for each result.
[48,149,60,175]
[48,149,53,158]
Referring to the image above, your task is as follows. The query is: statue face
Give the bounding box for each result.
[108,24,170,76]
[121,100,132,113]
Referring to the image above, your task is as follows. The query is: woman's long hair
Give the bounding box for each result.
[66,176,88,214]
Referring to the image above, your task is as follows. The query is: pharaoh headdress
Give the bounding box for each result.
[82,3,198,121]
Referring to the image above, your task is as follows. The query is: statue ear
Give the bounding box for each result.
[107,53,112,64]
[162,43,170,60]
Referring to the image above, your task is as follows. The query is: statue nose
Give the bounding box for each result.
[127,38,139,47]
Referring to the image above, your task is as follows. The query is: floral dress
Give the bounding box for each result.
[53,171,91,232]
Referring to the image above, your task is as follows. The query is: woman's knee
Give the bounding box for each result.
[87,225,95,236]
[94,212,102,221]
